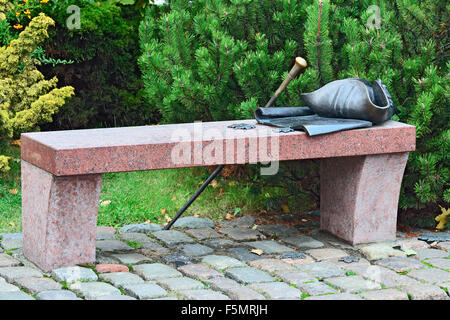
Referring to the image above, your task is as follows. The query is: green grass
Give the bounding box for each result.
[0,142,22,233]
[0,140,290,232]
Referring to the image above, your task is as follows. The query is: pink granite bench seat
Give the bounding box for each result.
[21,120,415,271]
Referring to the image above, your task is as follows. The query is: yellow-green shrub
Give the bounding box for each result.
[0,12,74,172]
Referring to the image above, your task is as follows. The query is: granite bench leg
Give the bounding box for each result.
[21,160,103,272]
[320,152,409,245]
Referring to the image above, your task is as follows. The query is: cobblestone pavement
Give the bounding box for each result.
[0,215,449,300]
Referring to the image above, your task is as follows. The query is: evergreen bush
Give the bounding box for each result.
[139,0,449,213]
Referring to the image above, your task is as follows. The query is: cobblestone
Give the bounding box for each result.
[401,284,449,300]
[172,217,215,229]
[201,255,246,271]
[122,283,168,299]
[133,263,182,280]
[324,276,381,293]
[282,235,324,249]
[217,228,265,241]
[249,282,303,300]
[1,216,448,300]
[203,277,266,300]
[243,240,294,254]
[225,267,274,284]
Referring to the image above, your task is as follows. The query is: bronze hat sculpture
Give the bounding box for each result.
[253,57,396,135]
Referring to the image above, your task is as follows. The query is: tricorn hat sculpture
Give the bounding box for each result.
[301,78,396,124]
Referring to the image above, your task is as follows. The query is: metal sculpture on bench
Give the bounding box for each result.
[166,56,397,229]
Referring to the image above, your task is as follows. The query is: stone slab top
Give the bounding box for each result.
[21,119,415,176]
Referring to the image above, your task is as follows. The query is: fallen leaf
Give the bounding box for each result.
[171,196,177,201]
[199,181,204,185]
[225,213,234,220]
[9,222,15,227]
[251,224,258,230]
[144,220,152,224]
[251,249,263,256]
[9,189,18,195]
[10,139,20,147]
[210,179,218,188]
[281,204,290,214]
[301,219,308,222]
[218,188,223,199]
[165,215,172,222]
[161,208,166,215]
[404,249,417,256]
[430,241,438,247]
[100,200,111,206]
[194,214,200,218]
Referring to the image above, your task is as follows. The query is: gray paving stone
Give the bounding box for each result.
[325,257,371,269]
[120,223,162,233]
[374,256,425,272]
[184,228,222,240]
[151,230,195,245]
[51,266,98,283]
[96,231,116,240]
[122,283,168,299]
[436,241,450,251]
[243,240,294,254]
[345,265,418,287]
[282,235,324,249]
[0,253,20,267]
[69,281,121,300]
[295,262,345,280]
[99,272,144,287]
[162,254,195,267]
[0,291,34,300]
[181,243,214,256]
[324,276,381,293]
[201,255,246,271]
[204,238,238,249]
[218,216,255,228]
[14,277,62,295]
[249,282,302,300]
[203,277,266,300]
[418,232,450,243]
[0,277,20,292]
[218,228,265,241]
[360,288,409,300]
[225,267,274,284]
[177,263,224,280]
[35,290,81,300]
[397,238,429,251]
[96,240,133,252]
[179,289,230,300]
[228,247,265,262]
[119,232,153,243]
[305,293,363,300]
[139,242,170,255]
[296,281,339,296]
[414,248,449,260]
[172,216,215,229]
[273,270,318,285]
[133,263,182,280]
[305,248,348,261]
[0,238,22,251]
[402,284,449,300]
[157,277,205,291]
[96,294,137,300]
[0,233,22,240]
[248,258,296,274]
[359,243,406,261]
[256,225,300,238]
[95,252,120,265]
[406,268,450,284]
[0,266,42,282]
[426,258,450,270]
[110,253,152,265]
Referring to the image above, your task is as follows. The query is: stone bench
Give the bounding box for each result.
[21,119,415,271]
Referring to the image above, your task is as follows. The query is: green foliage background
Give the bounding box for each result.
[139,0,449,213]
